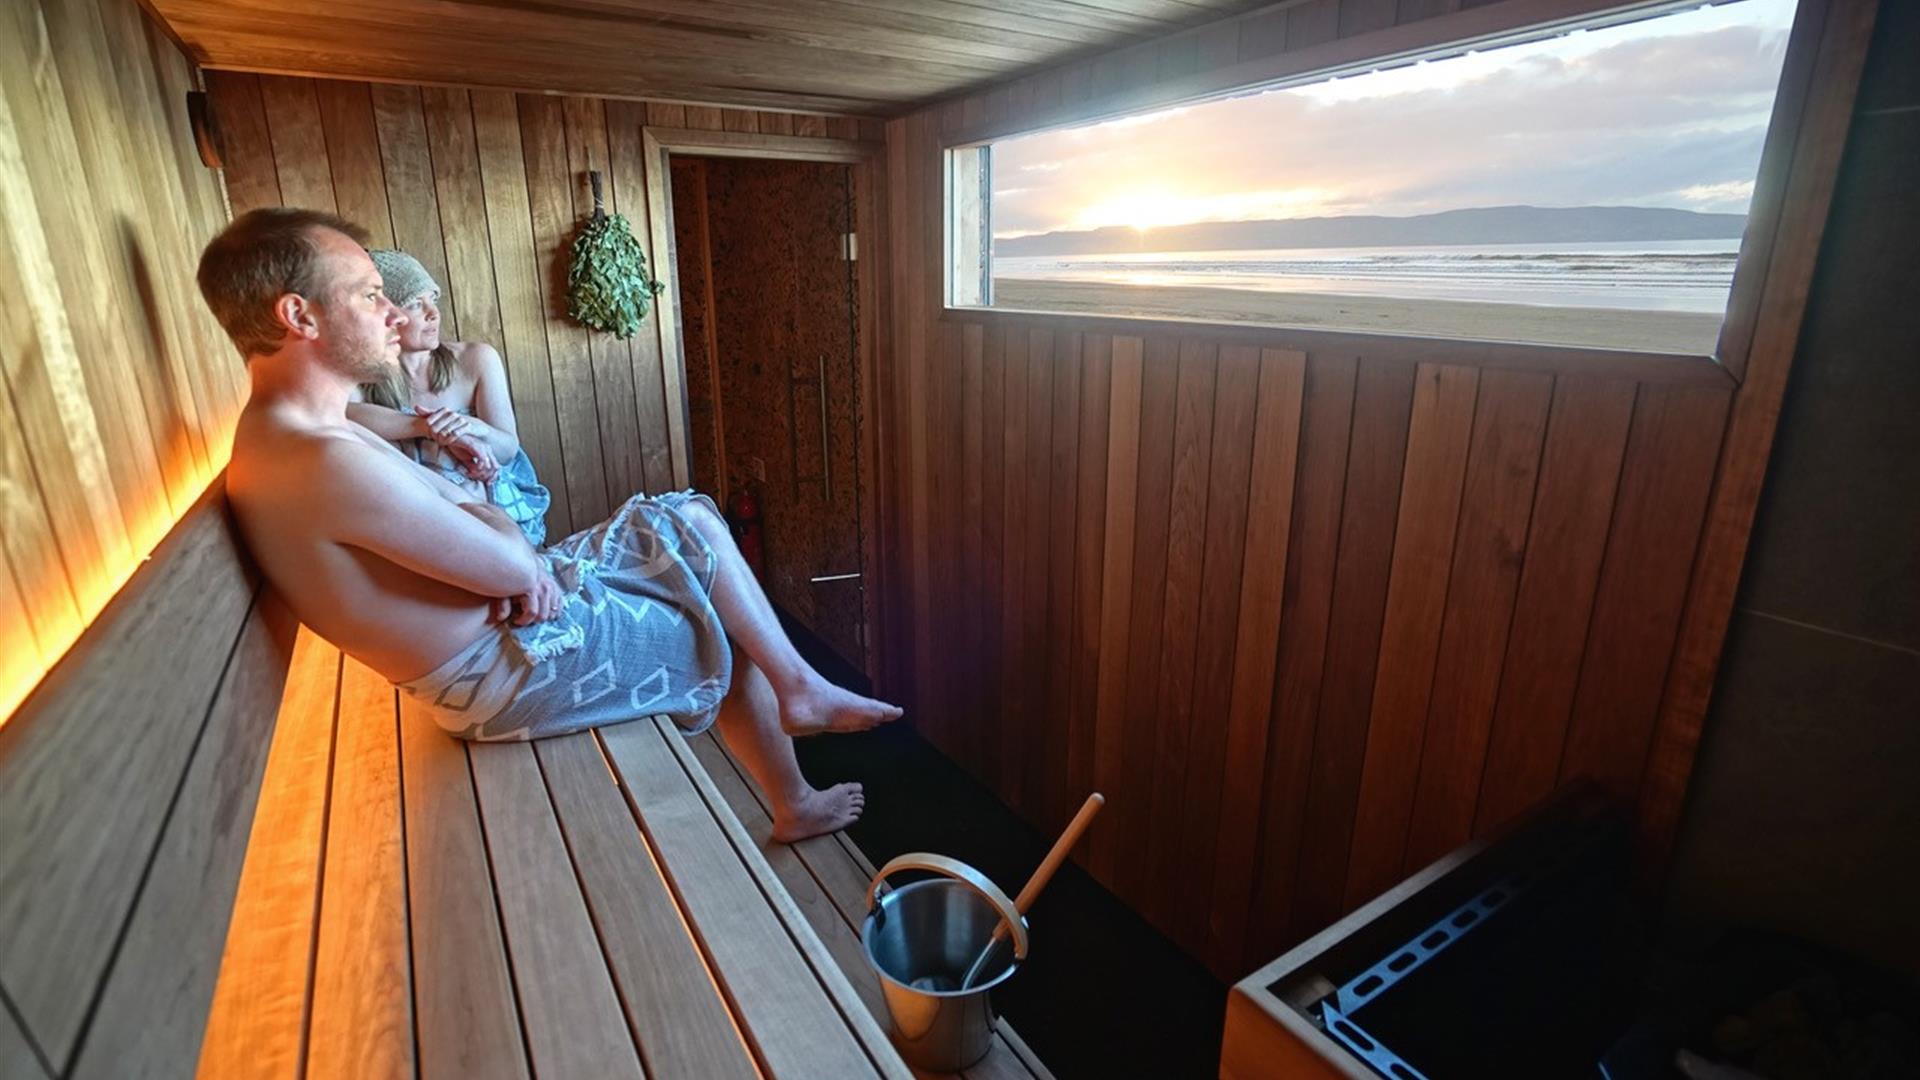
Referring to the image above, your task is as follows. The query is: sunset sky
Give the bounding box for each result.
[990,0,1797,239]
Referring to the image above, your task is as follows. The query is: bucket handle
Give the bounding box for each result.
[865,852,1030,962]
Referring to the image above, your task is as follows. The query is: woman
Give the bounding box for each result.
[349,249,551,545]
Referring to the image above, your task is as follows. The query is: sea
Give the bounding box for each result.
[992,238,1741,313]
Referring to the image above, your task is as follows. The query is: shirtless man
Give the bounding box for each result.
[197,207,900,842]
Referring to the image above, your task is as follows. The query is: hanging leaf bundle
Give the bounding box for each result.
[567,170,663,339]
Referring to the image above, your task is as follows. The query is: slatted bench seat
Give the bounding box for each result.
[200,629,910,1079]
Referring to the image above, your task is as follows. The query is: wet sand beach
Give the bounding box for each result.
[992,278,1725,355]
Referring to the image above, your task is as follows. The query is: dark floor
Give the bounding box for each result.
[781,614,1228,1080]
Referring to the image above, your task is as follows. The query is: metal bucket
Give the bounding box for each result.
[861,853,1030,1072]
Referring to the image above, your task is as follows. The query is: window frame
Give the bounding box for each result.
[939,0,1844,386]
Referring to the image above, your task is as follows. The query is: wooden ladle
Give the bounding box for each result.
[957,792,1105,991]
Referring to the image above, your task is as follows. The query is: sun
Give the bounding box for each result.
[1075,190,1189,232]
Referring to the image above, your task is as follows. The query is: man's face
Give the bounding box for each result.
[307,229,407,383]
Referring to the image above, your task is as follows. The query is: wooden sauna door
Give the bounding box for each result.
[671,156,868,673]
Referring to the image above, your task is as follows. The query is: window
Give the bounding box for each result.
[947,0,1799,357]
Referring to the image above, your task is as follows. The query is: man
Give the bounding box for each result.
[197,207,899,842]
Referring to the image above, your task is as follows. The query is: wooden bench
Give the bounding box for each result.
[0,485,296,1080]
[0,482,1051,1080]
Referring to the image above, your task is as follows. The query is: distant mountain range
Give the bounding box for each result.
[993,205,1747,257]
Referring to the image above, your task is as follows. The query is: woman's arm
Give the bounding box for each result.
[462,342,521,461]
[346,397,429,443]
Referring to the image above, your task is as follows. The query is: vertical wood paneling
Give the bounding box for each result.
[1088,335,1142,884]
[995,326,1030,803]
[370,85,458,334]
[1247,354,1357,960]
[1015,328,1055,816]
[1401,368,1553,870]
[468,90,572,536]
[929,318,964,750]
[960,321,987,776]
[1041,331,1082,828]
[1473,375,1636,833]
[1068,334,1113,824]
[1289,358,1415,940]
[646,102,687,129]
[604,99,673,494]
[206,73,282,215]
[1168,343,1260,948]
[1344,363,1479,907]
[313,81,395,248]
[565,97,648,506]
[1559,384,1732,799]
[257,76,338,213]
[1113,338,1179,897]
[890,111,932,732]
[421,88,507,361]
[1205,347,1306,971]
[521,93,613,530]
[979,323,1008,794]
[1142,340,1218,925]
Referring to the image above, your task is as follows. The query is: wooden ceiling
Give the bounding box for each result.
[147,0,1277,117]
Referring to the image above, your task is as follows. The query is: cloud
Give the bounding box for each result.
[990,3,1794,237]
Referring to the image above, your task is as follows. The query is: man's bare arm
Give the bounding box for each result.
[315,437,543,597]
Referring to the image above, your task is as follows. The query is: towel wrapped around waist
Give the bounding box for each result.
[397,490,732,741]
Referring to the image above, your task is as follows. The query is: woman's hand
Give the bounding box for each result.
[417,406,472,446]
[447,435,501,482]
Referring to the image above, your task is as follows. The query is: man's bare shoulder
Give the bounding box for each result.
[228,408,395,513]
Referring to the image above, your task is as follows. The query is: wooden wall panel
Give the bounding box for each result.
[522,93,614,530]
[875,0,1800,982]
[1343,363,1479,909]
[1401,367,1553,871]
[0,0,236,723]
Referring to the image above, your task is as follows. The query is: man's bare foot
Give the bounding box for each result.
[771,782,865,843]
[780,679,904,736]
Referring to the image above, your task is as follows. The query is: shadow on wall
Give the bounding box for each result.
[123,215,201,479]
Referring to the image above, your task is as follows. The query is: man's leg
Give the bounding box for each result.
[680,498,903,735]
[716,647,866,842]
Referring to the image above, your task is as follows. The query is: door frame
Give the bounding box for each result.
[641,126,894,688]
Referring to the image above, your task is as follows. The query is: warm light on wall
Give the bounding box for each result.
[0,450,231,729]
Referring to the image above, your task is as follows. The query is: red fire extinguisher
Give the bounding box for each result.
[728,488,765,577]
